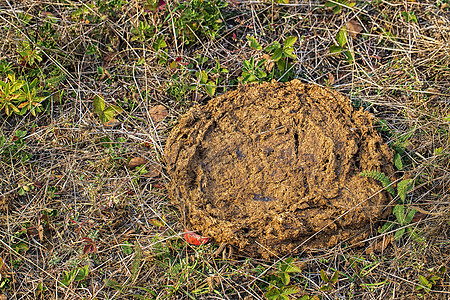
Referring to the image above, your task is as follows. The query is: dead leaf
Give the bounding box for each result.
[346,20,363,38]
[37,224,44,242]
[206,276,215,292]
[0,294,7,300]
[262,54,274,72]
[149,105,168,123]
[103,118,121,127]
[146,163,162,178]
[365,235,393,254]
[328,73,335,85]
[183,229,210,246]
[128,157,147,169]
[411,212,427,223]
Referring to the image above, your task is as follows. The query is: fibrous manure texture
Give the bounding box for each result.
[165,80,394,258]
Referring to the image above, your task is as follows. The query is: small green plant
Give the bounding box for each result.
[359,171,420,241]
[18,41,43,67]
[93,95,123,123]
[319,269,339,291]
[324,0,356,14]
[239,57,268,83]
[18,181,35,196]
[265,257,302,300]
[0,73,45,117]
[415,266,446,294]
[0,130,31,163]
[0,257,11,290]
[265,36,297,74]
[175,0,227,44]
[401,11,417,23]
[60,265,89,287]
[131,20,156,42]
[330,26,353,62]
[195,70,217,96]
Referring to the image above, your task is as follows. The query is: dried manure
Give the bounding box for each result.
[165,80,394,258]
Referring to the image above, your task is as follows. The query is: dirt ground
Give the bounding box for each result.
[166,80,395,258]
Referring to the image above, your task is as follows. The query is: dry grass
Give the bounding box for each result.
[0,0,449,299]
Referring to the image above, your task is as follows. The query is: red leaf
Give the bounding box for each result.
[82,237,98,254]
[83,243,97,254]
[33,181,43,188]
[157,0,166,11]
[153,183,164,189]
[183,229,210,246]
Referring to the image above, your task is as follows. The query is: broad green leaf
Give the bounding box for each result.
[397,179,413,202]
[197,70,208,84]
[103,106,121,122]
[205,81,216,96]
[265,287,281,300]
[434,147,443,155]
[333,5,341,14]
[276,59,286,72]
[283,36,297,48]
[121,241,133,255]
[245,74,257,82]
[404,208,417,224]
[320,284,332,291]
[132,242,142,280]
[329,45,342,54]
[283,48,297,59]
[281,285,300,295]
[418,275,431,290]
[265,41,281,54]
[247,36,262,50]
[279,295,289,300]
[393,205,405,223]
[75,265,89,281]
[379,221,394,233]
[93,95,105,114]
[394,228,405,240]
[324,1,337,7]
[320,269,329,282]
[285,264,302,273]
[343,50,353,62]
[272,48,283,61]
[330,271,339,284]
[336,26,348,48]
[243,59,251,70]
[394,153,403,170]
[280,271,290,285]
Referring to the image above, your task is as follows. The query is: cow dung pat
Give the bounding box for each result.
[165,80,394,258]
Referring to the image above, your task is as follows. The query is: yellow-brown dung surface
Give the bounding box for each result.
[165,80,394,258]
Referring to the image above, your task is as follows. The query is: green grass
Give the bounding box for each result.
[0,0,449,299]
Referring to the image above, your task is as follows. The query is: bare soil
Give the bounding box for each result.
[165,80,395,258]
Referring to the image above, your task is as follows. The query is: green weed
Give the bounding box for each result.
[60,265,89,287]
[416,266,446,295]
[330,26,353,62]
[175,0,227,44]
[93,95,124,123]
[0,130,31,163]
[0,73,44,116]
[265,257,302,300]
[359,171,420,241]
[324,0,356,14]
